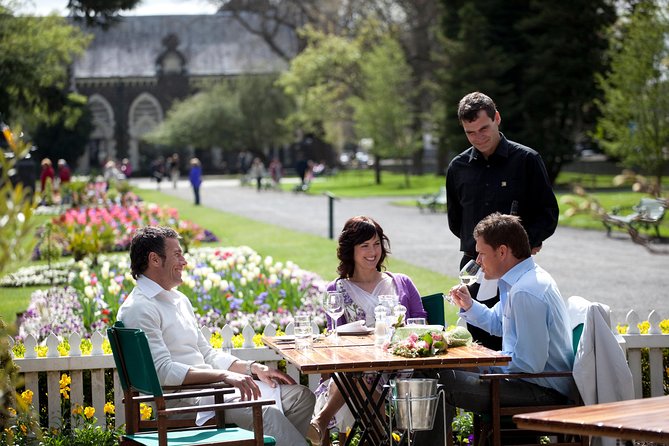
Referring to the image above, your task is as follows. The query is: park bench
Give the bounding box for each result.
[417,185,447,213]
[602,197,666,237]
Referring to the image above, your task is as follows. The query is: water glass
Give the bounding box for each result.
[406,317,427,326]
[294,314,311,328]
[294,325,313,351]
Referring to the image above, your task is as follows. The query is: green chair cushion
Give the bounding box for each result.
[124,427,276,446]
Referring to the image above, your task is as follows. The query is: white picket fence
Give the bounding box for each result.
[8,312,669,431]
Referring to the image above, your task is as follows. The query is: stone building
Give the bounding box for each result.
[72,12,298,174]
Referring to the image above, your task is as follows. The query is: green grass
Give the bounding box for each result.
[291,170,446,197]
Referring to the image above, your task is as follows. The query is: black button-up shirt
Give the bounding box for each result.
[446,134,559,254]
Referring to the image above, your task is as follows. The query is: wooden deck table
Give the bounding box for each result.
[513,395,669,444]
[264,334,510,445]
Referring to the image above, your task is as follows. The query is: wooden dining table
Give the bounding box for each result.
[513,395,669,444]
[263,333,510,446]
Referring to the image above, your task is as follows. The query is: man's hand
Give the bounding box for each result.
[254,364,297,388]
[220,370,261,401]
[449,284,474,311]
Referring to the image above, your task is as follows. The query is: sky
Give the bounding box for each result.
[16,0,220,16]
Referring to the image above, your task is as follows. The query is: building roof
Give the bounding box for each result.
[73,12,297,79]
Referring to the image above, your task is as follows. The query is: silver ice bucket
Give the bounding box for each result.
[391,378,440,431]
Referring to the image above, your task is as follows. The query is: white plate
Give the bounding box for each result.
[338,327,374,336]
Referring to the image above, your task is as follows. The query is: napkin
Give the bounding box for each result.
[196,380,283,426]
[476,277,498,302]
[336,320,368,334]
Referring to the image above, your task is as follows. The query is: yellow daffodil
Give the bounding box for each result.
[21,389,34,405]
[72,404,83,415]
[104,402,115,415]
[84,406,95,419]
[139,403,152,420]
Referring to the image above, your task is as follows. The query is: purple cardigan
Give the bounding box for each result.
[325,272,427,329]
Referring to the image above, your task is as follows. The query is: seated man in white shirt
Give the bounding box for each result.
[117,226,315,446]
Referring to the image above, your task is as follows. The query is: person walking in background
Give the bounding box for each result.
[189,157,202,205]
[120,158,132,178]
[39,158,55,192]
[248,157,266,192]
[168,153,180,188]
[307,216,427,446]
[446,91,559,350]
[268,157,283,189]
[151,156,165,190]
[56,159,71,186]
[56,159,72,204]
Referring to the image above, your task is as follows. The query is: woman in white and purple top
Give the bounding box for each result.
[307,216,426,445]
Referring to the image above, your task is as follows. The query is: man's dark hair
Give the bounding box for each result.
[457,92,497,123]
[129,226,180,279]
[473,213,531,259]
[337,216,390,279]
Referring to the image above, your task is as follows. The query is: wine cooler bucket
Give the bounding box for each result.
[391,378,440,431]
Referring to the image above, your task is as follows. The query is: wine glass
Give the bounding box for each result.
[459,260,481,286]
[445,260,481,305]
[323,291,344,341]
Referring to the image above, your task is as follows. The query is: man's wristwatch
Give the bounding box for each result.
[246,361,256,376]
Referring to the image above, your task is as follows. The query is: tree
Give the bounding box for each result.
[595,1,669,186]
[66,0,142,28]
[0,3,91,127]
[144,75,292,153]
[278,23,420,184]
[220,0,444,173]
[276,25,363,149]
[438,0,617,182]
[350,35,417,186]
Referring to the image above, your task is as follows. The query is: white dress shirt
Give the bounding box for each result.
[117,275,236,385]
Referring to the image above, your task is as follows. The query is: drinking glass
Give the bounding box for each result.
[323,291,344,341]
[294,325,313,351]
[406,317,427,326]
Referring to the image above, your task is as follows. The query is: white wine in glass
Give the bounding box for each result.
[459,260,481,286]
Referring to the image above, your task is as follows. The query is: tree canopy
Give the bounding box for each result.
[595,1,669,186]
[438,0,617,182]
[0,2,91,127]
[143,75,293,153]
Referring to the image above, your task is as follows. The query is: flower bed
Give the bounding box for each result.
[15,246,326,342]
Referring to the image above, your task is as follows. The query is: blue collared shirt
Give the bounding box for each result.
[461,258,575,396]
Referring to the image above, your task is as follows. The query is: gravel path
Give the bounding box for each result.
[138,177,668,325]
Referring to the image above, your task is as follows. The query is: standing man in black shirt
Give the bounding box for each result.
[446,91,559,350]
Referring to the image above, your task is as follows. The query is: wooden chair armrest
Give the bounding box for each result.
[159,398,276,417]
[163,381,232,391]
[480,371,573,380]
[130,387,235,403]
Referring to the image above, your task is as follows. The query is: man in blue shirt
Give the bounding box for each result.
[442,213,574,432]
